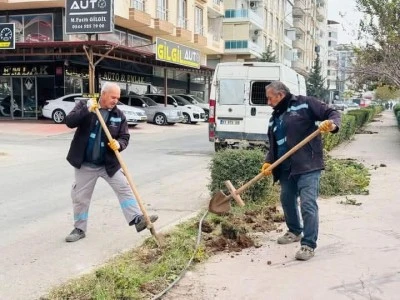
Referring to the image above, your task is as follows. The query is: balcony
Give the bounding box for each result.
[293,19,306,32]
[116,2,151,32]
[284,35,293,47]
[224,39,263,57]
[206,32,224,54]
[293,38,305,50]
[153,8,174,35]
[128,7,151,27]
[293,0,306,16]
[194,33,208,47]
[224,9,263,29]
[208,0,224,18]
[292,59,307,76]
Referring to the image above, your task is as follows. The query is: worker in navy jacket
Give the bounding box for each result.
[262,81,341,261]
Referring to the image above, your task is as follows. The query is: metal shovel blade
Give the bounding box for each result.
[208,190,231,215]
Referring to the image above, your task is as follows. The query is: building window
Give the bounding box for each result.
[131,0,145,11]
[157,0,168,20]
[177,0,188,28]
[225,40,249,49]
[0,14,54,42]
[194,6,203,35]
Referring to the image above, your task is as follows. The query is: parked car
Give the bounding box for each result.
[346,102,360,110]
[331,101,348,111]
[42,93,147,125]
[173,94,209,121]
[144,94,206,124]
[120,95,183,125]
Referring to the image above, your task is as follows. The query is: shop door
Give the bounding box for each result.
[12,77,37,119]
[0,77,12,119]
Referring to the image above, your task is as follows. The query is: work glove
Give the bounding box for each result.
[108,139,120,151]
[261,163,272,176]
[87,98,99,113]
[319,120,335,133]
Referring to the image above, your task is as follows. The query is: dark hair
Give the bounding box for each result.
[265,81,291,95]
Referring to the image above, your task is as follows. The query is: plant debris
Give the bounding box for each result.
[339,196,362,206]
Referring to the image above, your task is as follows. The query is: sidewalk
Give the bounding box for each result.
[164,110,400,300]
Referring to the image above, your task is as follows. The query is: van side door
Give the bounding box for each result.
[243,81,273,143]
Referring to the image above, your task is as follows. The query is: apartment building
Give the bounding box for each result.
[0,0,224,120]
[292,0,327,77]
[336,44,356,98]
[208,0,294,67]
[326,19,339,101]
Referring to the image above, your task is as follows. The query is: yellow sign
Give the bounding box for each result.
[156,37,201,69]
[82,93,99,98]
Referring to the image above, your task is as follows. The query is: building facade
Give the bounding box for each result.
[326,19,339,101]
[0,0,224,120]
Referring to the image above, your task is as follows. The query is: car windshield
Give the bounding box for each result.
[173,95,191,106]
[190,95,206,103]
[141,97,158,107]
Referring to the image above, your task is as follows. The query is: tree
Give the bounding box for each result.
[375,85,400,100]
[306,54,328,100]
[353,0,400,88]
[258,44,277,62]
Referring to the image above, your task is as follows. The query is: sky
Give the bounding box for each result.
[327,0,363,45]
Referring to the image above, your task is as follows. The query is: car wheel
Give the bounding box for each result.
[183,113,191,124]
[52,109,66,124]
[204,110,209,121]
[214,142,227,152]
[154,113,167,125]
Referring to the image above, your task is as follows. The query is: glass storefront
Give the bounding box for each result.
[0,64,55,119]
[0,76,44,119]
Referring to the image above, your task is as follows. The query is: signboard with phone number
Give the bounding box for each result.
[65,0,114,34]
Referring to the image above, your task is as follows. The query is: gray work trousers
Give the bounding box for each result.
[71,164,142,232]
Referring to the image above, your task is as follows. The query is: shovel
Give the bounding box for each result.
[208,128,322,215]
[93,103,164,247]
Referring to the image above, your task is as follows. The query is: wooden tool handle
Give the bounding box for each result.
[94,106,162,246]
[235,128,321,196]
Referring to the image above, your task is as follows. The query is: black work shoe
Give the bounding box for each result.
[135,215,158,232]
[65,228,86,242]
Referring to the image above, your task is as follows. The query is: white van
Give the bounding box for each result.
[208,62,307,151]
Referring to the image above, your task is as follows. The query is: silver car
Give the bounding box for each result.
[120,95,183,125]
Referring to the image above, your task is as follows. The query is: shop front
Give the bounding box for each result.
[0,64,56,119]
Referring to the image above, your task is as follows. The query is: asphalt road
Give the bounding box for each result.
[0,121,213,299]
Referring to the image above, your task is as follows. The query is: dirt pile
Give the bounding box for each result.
[201,206,284,253]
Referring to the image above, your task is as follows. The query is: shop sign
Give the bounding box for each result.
[65,0,114,34]
[156,37,200,69]
[0,23,15,49]
[0,65,51,76]
[100,71,150,84]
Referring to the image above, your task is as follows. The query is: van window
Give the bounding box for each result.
[251,81,271,105]
[218,79,245,105]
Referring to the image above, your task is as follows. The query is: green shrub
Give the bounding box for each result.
[320,156,370,196]
[323,114,356,151]
[208,149,273,203]
[347,109,370,128]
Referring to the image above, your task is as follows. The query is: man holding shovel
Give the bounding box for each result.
[262,81,340,260]
[64,82,158,242]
